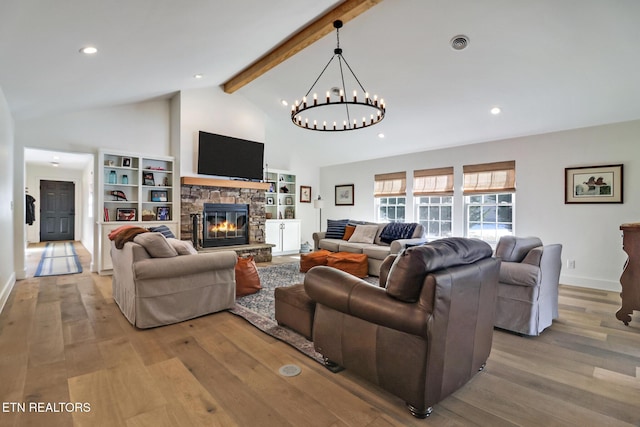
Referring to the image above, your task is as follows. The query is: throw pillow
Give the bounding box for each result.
[133,232,178,258]
[235,256,261,297]
[342,225,356,240]
[348,224,379,244]
[167,238,198,255]
[147,225,176,239]
[325,219,349,239]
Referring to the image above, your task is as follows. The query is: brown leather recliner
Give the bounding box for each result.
[304,237,500,418]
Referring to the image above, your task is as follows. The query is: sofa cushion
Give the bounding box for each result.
[386,237,493,302]
[342,225,356,240]
[348,224,379,244]
[326,219,349,239]
[362,245,391,261]
[318,238,343,252]
[495,236,543,262]
[134,232,178,258]
[148,224,176,239]
[167,238,198,255]
[499,262,540,287]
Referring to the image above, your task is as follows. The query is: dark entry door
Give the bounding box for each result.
[40,180,75,242]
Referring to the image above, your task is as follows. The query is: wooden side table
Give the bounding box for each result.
[617,223,640,325]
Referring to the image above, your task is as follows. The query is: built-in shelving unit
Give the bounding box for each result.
[264,169,300,255]
[97,149,177,274]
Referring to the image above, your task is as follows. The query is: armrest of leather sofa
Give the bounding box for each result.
[133,250,237,280]
[389,238,428,254]
[312,232,327,250]
[305,266,429,336]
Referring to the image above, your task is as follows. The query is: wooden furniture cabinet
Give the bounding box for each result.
[266,219,301,255]
[616,223,640,325]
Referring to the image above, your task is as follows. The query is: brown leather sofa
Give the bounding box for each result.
[304,238,500,418]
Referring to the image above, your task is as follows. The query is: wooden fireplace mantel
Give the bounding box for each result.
[181,177,270,191]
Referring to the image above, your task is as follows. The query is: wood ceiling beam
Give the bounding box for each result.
[222,0,383,94]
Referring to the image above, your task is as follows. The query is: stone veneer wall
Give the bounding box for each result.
[180,184,266,248]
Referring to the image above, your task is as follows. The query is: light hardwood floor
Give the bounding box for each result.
[1,242,639,426]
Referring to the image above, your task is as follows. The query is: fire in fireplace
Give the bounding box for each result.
[201,203,249,247]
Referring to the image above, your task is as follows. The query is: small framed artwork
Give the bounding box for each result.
[143,172,155,186]
[285,196,293,205]
[156,206,170,221]
[300,185,311,203]
[121,157,132,168]
[335,184,354,206]
[151,190,168,202]
[565,164,623,204]
[116,208,137,221]
[266,196,275,205]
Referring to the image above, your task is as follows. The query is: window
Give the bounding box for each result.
[375,172,406,222]
[465,193,514,242]
[377,197,406,222]
[416,196,453,237]
[463,161,516,243]
[413,167,454,237]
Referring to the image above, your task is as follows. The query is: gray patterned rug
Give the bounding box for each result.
[230,262,376,366]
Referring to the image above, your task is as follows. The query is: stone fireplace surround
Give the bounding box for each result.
[180,177,273,262]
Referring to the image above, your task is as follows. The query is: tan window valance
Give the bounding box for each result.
[463,161,516,195]
[374,172,406,197]
[413,167,454,196]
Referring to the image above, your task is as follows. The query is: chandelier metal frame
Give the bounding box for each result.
[290,20,385,132]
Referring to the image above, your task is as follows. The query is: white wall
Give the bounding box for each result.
[318,120,640,291]
[0,87,16,313]
[14,100,171,273]
[177,87,266,177]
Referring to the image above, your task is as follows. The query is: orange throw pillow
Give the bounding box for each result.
[342,225,356,240]
[235,256,261,297]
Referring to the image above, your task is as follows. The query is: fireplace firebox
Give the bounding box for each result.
[201,203,249,247]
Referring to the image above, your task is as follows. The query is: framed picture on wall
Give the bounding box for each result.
[300,185,311,203]
[335,184,354,206]
[564,164,623,204]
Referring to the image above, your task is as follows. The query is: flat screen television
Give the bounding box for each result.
[197,131,264,180]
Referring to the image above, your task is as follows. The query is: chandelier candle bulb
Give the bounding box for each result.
[313,93,318,105]
[326,91,330,103]
[340,89,344,102]
[353,90,357,102]
[333,121,337,130]
[302,96,307,108]
[323,121,327,130]
[343,120,347,130]
[374,95,378,106]
[313,120,317,130]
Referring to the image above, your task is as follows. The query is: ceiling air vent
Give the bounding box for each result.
[450,35,469,51]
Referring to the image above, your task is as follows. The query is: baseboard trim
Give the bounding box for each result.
[560,274,620,292]
[0,273,16,315]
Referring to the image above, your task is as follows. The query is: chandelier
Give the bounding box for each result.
[290,20,385,132]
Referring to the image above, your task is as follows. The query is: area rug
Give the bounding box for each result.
[230,262,378,366]
[35,242,82,277]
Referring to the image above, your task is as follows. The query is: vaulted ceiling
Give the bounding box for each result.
[3,0,640,166]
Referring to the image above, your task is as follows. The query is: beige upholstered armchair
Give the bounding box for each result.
[304,238,500,418]
[111,233,237,329]
[493,236,562,336]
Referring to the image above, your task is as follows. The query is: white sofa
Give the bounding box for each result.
[313,221,427,276]
[111,232,237,328]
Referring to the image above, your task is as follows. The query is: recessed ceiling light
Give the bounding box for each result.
[280,99,288,107]
[51,162,59,167]
[193,74,203,79]
[490,107,501,115]
[377,133,385,139]
[79,46,97,55]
